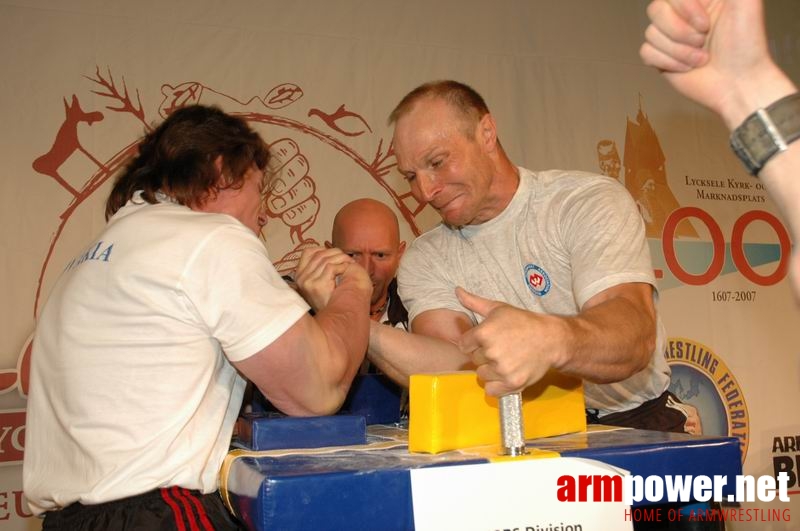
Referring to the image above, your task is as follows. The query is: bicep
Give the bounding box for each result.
[232,313,326,416]
[582,282,656,321]
[411,308,474,344]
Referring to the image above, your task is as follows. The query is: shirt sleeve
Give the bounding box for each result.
[558,176,657,308]
[398,231,476,326]
[180,224,310,362]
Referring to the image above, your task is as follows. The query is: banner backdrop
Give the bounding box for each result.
[1,1,798,529]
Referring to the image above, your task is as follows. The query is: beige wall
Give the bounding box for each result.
[1,1,799,529]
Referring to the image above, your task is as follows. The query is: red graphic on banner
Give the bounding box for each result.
[265,84,304,109]
[0,411,26,464]
[87,66,146,123]
[28,65,429,314]
[32,95,106,197]
[159,81,305,117]
[308,104,373,137]
[0,335,28,464]
[160,82,204,115]
[265,138,320,244]
[0,336,31,400]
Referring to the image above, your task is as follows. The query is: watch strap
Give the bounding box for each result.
[729,92,800,176]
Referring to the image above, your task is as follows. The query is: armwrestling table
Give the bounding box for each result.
[220,425,742,531]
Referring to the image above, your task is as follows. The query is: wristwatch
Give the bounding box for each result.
[729,92,800,176]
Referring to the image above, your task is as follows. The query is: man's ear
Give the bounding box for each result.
[398,240,407,257]
[212,155,230,187]
[478,113,498,152]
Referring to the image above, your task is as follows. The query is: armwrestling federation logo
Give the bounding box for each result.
[524,264,551,297]
[665,337,750,460]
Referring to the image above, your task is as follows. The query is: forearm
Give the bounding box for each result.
[715,59,796,130]
[234,272,370,417]
[555,296,656,384]
[312,278,371,399]
[367,321,472,387]
[759,144,800,241]
[717,65,800,237]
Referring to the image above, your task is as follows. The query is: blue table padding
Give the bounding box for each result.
[224,427,742,531]
[232,461,414,530]
[245,374,403,425]
[236,413,367,451]
[337,373,403,425]
[529,429,743,503]
[226,442,486,530]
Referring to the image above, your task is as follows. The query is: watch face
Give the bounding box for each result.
[731,108,782,175]
[734,93,800,175]
[730,123,763,175]
[769,93,800,148]
[729,136,759,175]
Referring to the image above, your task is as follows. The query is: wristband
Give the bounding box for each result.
[729,92,800,176]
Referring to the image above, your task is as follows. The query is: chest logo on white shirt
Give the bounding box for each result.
[524,263,551,297]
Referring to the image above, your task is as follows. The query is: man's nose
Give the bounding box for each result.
[356,255,374,275]
[413,172,442,203]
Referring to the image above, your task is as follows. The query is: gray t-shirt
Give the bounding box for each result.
[398,167,670,415]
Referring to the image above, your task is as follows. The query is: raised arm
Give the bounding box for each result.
[641,0,800,291]
[234,249,372,416]
[639,0,790,117]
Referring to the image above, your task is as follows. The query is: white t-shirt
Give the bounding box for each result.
[398,168,670,415]
[23,193,309,514]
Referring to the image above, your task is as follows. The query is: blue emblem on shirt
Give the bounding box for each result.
[524,263,550,297]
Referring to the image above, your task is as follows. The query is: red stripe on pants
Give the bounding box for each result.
[160,488,188,531]
[179,487,215,531]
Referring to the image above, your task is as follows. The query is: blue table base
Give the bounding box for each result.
[223,426,742,531]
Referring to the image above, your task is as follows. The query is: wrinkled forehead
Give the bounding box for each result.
[393,100,470,163]
[395,96,469,134]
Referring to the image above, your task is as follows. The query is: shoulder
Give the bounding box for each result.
[526,169,632,208]
[526,168,621,192]
[153,211,270,277]
[405,223,454,256]
[107,202,266,262]
[120,200,257,235]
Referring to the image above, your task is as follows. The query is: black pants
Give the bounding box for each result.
[587,391,690,433]
[42,487,245,531]
[587,392,722,530]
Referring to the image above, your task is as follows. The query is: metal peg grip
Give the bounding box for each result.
[499,392,527,456]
